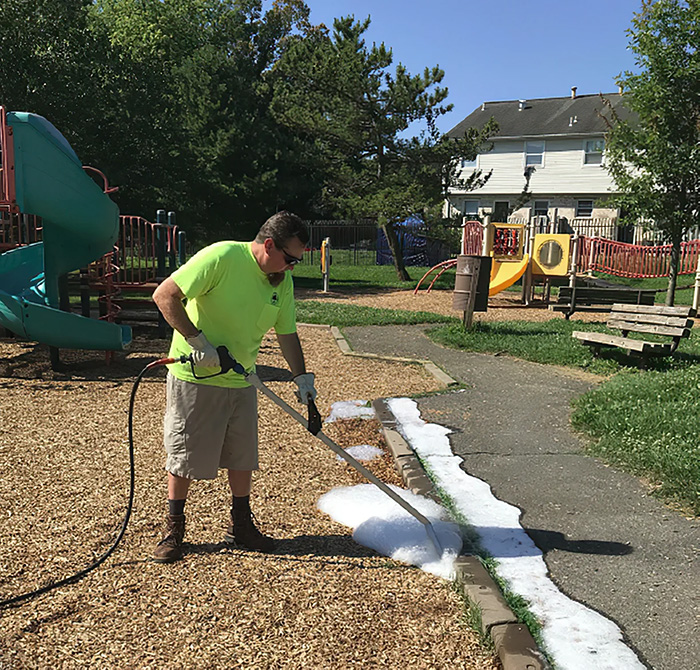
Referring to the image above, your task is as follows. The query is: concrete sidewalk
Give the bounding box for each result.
[344,324,699,670]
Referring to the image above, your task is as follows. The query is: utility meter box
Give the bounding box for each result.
[531,234,571,276]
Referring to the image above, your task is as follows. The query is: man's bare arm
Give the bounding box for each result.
[276,332,306,377]
[152,277,199,338]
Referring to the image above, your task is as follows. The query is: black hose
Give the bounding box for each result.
[0,349,239,609]
[0,361,155,609]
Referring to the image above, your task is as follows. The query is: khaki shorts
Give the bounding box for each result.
[164,374,258,480]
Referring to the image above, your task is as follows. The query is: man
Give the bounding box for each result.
[151,211,317,563]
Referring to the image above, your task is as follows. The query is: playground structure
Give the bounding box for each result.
[0,106,184,354]
[415,219,539,297]
[416,217,700,310]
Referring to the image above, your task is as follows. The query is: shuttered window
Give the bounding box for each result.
[576,200,594,217]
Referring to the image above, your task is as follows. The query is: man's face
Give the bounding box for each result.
[264,236,305,274]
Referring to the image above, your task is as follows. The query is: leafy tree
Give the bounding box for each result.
[93,0,315,240]
[1,0,317,240]
[603,0,700,305]
[272,16,493,280]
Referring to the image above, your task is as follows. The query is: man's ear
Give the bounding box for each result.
[263,238,275,253]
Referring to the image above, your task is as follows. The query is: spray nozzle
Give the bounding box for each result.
[216,346,247,375]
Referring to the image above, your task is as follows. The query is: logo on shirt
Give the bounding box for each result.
[271,292,278,306]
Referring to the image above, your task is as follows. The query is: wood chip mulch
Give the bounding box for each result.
[0,325,500,669]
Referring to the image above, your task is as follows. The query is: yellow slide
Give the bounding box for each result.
[489,255,529,296]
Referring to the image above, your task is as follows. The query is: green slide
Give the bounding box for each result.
[0,112,131,350]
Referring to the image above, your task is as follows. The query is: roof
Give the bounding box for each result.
[447,92,632,140]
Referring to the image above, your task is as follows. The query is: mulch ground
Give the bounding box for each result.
[0,313,501,669]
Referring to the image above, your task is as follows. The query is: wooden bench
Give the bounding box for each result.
[572,304,695,366]
[551,285,658,319]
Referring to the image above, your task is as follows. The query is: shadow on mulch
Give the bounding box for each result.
[0,335,300,386]
[111,535,379,571]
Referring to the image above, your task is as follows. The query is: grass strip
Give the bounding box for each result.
[293,264,456,291]
[571,367,700,515]
[416,458,550,662]
[296,300,455,327]
[426,318,700,375]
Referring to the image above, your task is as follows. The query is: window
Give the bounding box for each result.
[584,139,605,164]
[460,156,477,168]
[533,201,549,217]
[494,201,510,222]
[576,200,594,217]
[463,201,479,217]
[525,141,544,166]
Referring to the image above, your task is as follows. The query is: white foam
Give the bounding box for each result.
[318,484,462,579]
[384,397,644,670]
[336,445,385,462]
[325,400,376,422]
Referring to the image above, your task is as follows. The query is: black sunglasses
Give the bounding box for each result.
[279,246,303,266]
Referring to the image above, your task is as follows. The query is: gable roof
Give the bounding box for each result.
[447,92,632,140]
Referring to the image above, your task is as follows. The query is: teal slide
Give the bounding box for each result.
[0,112,131,350]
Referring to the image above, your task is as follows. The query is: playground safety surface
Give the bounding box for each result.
[0,327,499,669]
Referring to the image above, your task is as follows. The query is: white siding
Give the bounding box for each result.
[453,136,617,196]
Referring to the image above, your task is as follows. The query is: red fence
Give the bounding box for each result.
[577,237,700,278]
[89,215,182,287]
[461,221,483,255]
[0,211,42,252]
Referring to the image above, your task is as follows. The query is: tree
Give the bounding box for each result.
[0,0,318,241]
[603,0,700,305]
[93,0,316,240]
[271,16,493,280]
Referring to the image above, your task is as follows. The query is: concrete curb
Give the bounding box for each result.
[319,322,546,667]
[371,397,547,670]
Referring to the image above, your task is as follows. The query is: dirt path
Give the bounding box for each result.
[0,328,499,669]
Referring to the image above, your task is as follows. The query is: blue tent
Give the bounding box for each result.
[376,218,452,267]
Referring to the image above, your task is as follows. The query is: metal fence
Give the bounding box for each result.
[303,219,379,266]
[577,236,700,278]
[0,211,42,251]
[303,219,459,267]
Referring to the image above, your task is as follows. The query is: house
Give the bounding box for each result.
[445,89,636,240]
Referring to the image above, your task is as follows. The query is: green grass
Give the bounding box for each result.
[296,300,455,327]
[426,318,700,375]
[571,367,700,514]
[424,460,549,659]
[292,263,457,291]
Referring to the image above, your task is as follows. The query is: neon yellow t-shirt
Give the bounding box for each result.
[166,241,296,387]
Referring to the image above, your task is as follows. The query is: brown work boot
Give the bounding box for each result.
[153,514,186,563]
[224,507,275,553]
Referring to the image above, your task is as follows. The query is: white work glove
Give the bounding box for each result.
[185,331,220,368]
[293,372,317,404]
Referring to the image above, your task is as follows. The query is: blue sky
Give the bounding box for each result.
[305,0,642,133]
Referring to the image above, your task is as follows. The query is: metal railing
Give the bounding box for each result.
[0,211,42,251]
[304,219,379,266]
[577,236,700,278]
[89,216,183,287]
